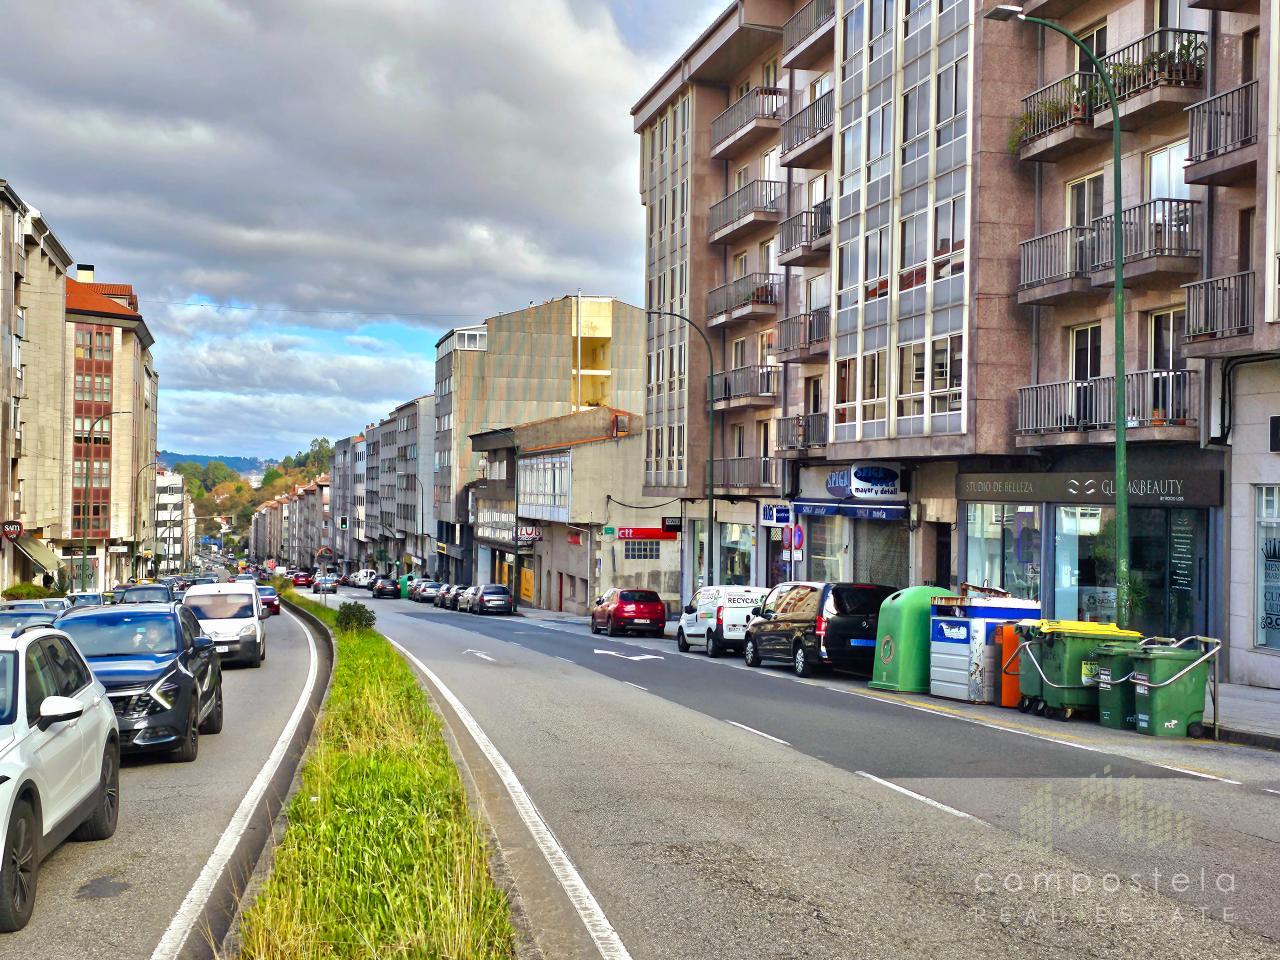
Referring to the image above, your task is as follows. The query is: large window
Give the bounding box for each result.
[1257,486,1280,650]
[966,504,1041,600]
[623,540,661,561]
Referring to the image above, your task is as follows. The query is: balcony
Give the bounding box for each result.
[776,412,829,456]
[710,87,787,160]
[778,198,832,267]
[707,273,783,327]
[1185,81,1258,186]
[781,91,834,169]
[1094,29,1206,131]
[709,180,785,245]
[775,308,830,361]
[1183,271,1254,342]
[1014,73,1108,162]
[719,456,782,492]
[781,0,835,70]
[711,364,780,410]
[1089,199,1201,289]
[1021,0,1082,15]
[1018,226,1104,305]
[1016,369,1200,447]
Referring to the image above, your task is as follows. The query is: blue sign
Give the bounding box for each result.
[761,504,791,525]
[200,536,223,547]
[826,461,904,501]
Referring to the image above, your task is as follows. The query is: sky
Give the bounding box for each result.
[1,0,725,459]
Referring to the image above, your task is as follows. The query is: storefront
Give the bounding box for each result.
[759,501,792,587]
[957,463,1223,639]
[719,522,755,586]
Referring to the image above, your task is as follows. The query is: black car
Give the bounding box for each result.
[371,577,399,599]
[118,584,173,604]
[56,603,223,760]
[473,584,513,615]
[743,581,898,678]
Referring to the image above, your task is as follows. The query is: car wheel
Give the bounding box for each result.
[199,684,224,735]
[0,799,38,932]
[259,635,267,663]
[743,637,761,668]
[589,617,599,635]
[793,642,815,678]
[173,701,199,762]
[72,743,120,842]
[606,617,620,637]
[244,637,263,669]
[676,629,689,652]
[706,629,722,658]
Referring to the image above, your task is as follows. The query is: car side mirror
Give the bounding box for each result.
[38,695,84,731]
[594,597,603,606]
[684,603,696,615]
[193,635,215,651]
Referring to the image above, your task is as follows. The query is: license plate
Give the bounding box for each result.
[632,619,650,624]
[216,645,229,654]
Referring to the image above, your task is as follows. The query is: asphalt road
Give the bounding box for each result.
[347,588,1280,960]
[3,607,316,960]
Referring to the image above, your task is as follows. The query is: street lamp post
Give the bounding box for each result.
[78,410,133,592]
[646,310,717,590]
[985,5,1131,627]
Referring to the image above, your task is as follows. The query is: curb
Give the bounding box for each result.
[1211,724,1280,753]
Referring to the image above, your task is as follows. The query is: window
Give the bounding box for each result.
[1076,22,1107,74]
[761,58,778,89]
[868,0,894,38]
[896,342,925,417]
[835,359,855,425]
[624,540,661,561]
[862,349,888,424]
[899,213,927,291]
[1067,173,1104,227]
[1257,486,1280,649]
[756,329,774,363]
[930,334,963,413]
[1150,310,1187,371]
[1238,208,1255,272]
[901,81,930,158]
[734,252,748,278]
[731,338,747,369]
[730,423,745,458]
[1146,141,1190,201]
[936,57,968,145]
[1243,28,1259,83]
[25,643,59,725]
[1072,324,1103,381]
[965,504,1042,600]
[864,225,890,300]
[933,196,965,279]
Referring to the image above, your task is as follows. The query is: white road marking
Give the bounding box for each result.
[1151,763,1240,785]
[387,637,633,960]
[725,720,790,745]
[150,608,319,960]
[856,771,986,824]
[593,649,663,661]
[463,649,496,662]
[623,681,648,692]
[1265,788,1280,796]
[555,656,574,664]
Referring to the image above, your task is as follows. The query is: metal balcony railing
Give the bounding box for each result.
[1017,369,1199,433]
[721,457,782,488]
[1014,72,1098,147]
[707,273,784,318]
[779,197,832,254]
[710,364,781,402]
[783,0,835,54]
[1183,271,1254,339]
[1019,226,1093,287]
[782,90,834,153]
[777,308,830,351]
[1090,198,1201,270]
[776,412,829,449]
[1187,80,1258,163]
[1100,28,1207,103]
[709,180,785,237]
[711,86,788,147]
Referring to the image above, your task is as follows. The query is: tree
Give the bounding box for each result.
[281,455,296,471]
[201,460,239,492]
[308,437,333,473]
[260,467,283,488]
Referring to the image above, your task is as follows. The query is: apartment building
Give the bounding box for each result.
[392,395,434,574]
[433,296,645,585]
[154,467,187,574]
[331,435,356,570]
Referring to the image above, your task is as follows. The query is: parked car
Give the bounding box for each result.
[312,576,338,595]
[291,571,314,588]
[455,586,480,612]
[257,586,281,616]
[0,625,120,931]
[350,569,378,589]
[473,584,513,615]
[444,584,467,610]
[589,589,667,637]
[371,577,399,599]
[118,584,174,604]
[434,584,453,608]
[183,582,268,667]
[0,601,48,612]
[675,585,771,656]
[58,603,222,763]
[0,611,57,639]
[742,581,898,677]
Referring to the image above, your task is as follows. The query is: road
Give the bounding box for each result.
[4,606,319,960]
[342,587,1280,960]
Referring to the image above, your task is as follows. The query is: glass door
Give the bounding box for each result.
[1150,309,1187,421]
[1072,324,1103,426]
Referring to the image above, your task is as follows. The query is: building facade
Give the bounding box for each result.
[331,435,356,571]
[154,467,187,574]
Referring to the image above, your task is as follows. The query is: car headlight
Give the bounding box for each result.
[148,669,183,710]
[239,624,258,638]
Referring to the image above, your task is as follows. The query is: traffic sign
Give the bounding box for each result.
[603,526,616,536]
[792,525,804,550]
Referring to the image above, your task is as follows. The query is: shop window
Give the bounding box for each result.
[965,504,1041,600]
[1257,486,1280,650]
[624,540,661,561]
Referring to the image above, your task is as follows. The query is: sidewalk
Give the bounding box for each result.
[515,606,590,627]
[1212,681,1280,750]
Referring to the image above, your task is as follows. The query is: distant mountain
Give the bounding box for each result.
[158,451,273,474]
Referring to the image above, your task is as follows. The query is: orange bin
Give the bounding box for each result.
[996,624,1022,708]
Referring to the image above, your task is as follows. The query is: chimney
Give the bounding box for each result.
[76,263,95,282]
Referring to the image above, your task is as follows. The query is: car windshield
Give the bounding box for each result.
[0,652,15,727]
[620,590,660,602]
[3,601,45,610]
[0,611,55,632]
[60,611,180,657]
[423,582,441,589]
[185,594,254,620]
[258,587,278,597]
[482,585,510,595]
[70,593,104,606]
[829,585,897,616]
[122,586,171,603]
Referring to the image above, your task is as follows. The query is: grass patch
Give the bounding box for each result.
[237,590,514,959]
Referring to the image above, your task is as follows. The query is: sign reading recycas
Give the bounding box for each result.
[1,521,22,541]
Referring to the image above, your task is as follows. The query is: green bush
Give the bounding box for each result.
[335,601,376,633]
[3,583,51,601]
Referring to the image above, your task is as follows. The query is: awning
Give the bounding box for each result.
[13,535,63,572]
[792,499,908,521]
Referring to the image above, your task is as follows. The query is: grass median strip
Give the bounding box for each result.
[237,592,514,959]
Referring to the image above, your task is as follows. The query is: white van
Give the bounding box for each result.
[350,569,379,588]
[676,585,771,657]
[183,582,268,667]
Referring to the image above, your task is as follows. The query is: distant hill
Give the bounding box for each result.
[158,451,272,474]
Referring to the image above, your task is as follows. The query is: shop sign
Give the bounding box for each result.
[661,516,683,533]
[760,503,791,526]
[956,471,1223,508]
[516,526,543,543]
[825,463,904,501]
[1,521,22,541]
[1260,536,1280,645]
[614,527,678,541]
[782,548,804,563]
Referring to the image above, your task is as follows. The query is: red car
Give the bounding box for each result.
[258,585,281,615]
[589,588,667,638]
[292,571,314,587]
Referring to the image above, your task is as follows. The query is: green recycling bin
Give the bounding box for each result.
[870,586,947,694]
[1034,622,1141,721]
[1014,621,1049,713]
[1132,646,1211,738]
[399,574,414,599]
[1093,641,1145,730]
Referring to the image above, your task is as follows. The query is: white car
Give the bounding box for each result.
[675,585,772,657]
[183,582,268,667]
[349,569,378,588]
[0,625,120,931]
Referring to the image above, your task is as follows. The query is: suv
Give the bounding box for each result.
[0,625,120,931]
[57,603,223,759]
[743,582,898,677]
[590,589,666,637]
[183,583,268,667]
[371,577,399,599]
[676,585,771,656]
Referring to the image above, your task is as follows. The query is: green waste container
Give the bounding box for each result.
[1023,622,1141,721]
[1093,641,1145,730]
[399,574,414,599]
[1132,646,1211,738]
[1013,620,1050,713]
[870,586,947,694]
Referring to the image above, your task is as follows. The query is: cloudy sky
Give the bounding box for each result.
[1,0,723,458]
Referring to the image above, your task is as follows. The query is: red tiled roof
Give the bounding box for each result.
[86,282,139,311]
[66,278,140,319]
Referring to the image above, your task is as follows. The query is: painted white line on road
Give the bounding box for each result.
[856,771,987,824]
[387,637,633,960]
[555,656,574,664]
[793,678,820,686]
[463,649,497,662]
[151,609,319,960]
[725,720,790,746]
[594,649,663,661]
[1264,788,1280,796]
[623,681,648,692]
[1151,763,1240,785]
